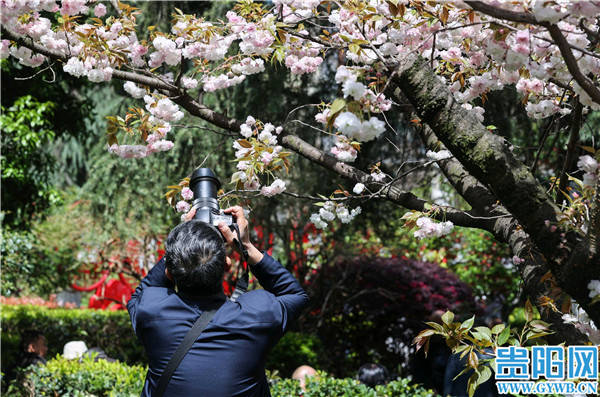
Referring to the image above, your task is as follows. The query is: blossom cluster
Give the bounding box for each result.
[426,150,452,161]
[330,135,358,163]
[310,201,362,229]
[324,1,600,119]
[562,302,600,345]
[175,187,194,218]
[333,112,386,143]
[577,155,599,187]
[107,93,182,158]
[588,280,600,299]
[231,116,288,197]
[413,217,454,239]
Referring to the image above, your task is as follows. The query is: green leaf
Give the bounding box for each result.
[441,311,454,325]
[526,330,553,341]
[479,366,492,384]
[425,321,445,332]
[497,326,510,345]
[529,320,550,330]
[473,326,492,341]
[330,98,346,116]
[491,324,505,335]
[461,316,475,331]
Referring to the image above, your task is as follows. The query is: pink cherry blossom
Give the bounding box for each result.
[181,187,194,201]
[94,3,107,17]
[260,179,286,197]
[176,200,191,213]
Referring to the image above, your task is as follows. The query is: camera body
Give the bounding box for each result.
[189,168,233,227]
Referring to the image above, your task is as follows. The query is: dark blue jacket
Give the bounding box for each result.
[127,253,309,397]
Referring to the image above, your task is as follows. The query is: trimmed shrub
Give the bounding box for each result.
[271,375,438,396]
[1,305,145,373]
[4,356,146,397]
[6,357,438,397]
[1,305,321,378]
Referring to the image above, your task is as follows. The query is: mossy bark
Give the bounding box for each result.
[391,54,600,328]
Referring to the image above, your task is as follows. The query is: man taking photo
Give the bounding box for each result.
[127,206,309,396]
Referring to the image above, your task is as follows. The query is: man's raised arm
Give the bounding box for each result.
[127,257,174,336]
[217,206,309,331]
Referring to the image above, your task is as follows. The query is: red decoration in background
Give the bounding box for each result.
[71,239,162,310]
[71,221,318,311]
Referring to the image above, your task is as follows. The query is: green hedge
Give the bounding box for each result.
[6,357,438,397]
[272,375,438,396]
[1,305,145,372]
[5,356,146,397]
[1,305,322,377]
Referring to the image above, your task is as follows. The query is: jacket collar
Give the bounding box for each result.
[177,290,227,310]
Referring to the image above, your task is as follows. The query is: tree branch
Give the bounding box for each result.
[465,1,600,106]
[390,53,600,325]
[465,1,537,24]
[546,24,600,105]
[2,27,176,92]
[557,101,582,201]
[413,119,588,344]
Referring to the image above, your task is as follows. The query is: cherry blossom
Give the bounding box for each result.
[181,187,194,201]
[353,183,365,194]
[123,82,146,99]
[588,280,600,299]
[181,77,198,90]
[260,179,286,197]
[94,3,107,18]
[176,200,191,213]
[577,155,599,187]
[413,217,454,239]
[426,150,452,161]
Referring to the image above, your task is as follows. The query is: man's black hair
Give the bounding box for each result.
[165,220,226,296]
[358,363,389,388]
[20,330,44,352]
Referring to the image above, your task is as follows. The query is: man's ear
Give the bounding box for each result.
[165,268,174,281]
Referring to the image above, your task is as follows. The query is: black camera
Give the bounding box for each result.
[189,168,233,227]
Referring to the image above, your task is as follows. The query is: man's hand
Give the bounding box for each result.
[217,206,264,265]
[182,207,196,222]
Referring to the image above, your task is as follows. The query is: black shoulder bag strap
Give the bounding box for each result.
[154,307,220,397]
[155,223,250,397]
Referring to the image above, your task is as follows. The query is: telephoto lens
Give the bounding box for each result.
[189,168,232,226]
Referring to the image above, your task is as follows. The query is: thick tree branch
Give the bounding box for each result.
[413,118,588,344]
[279,135,487,228]
[465,1,600,106]
[390,53,600,324]
[465,1,537,24]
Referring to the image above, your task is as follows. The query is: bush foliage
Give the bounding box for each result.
[271,373,437,396]
[1,305,145,373]
[304,256,477,377]
[6,357,438,397]
[5,356,146,397]
[1,305,321,378]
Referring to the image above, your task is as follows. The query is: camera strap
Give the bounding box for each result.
[229,223,249,303]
